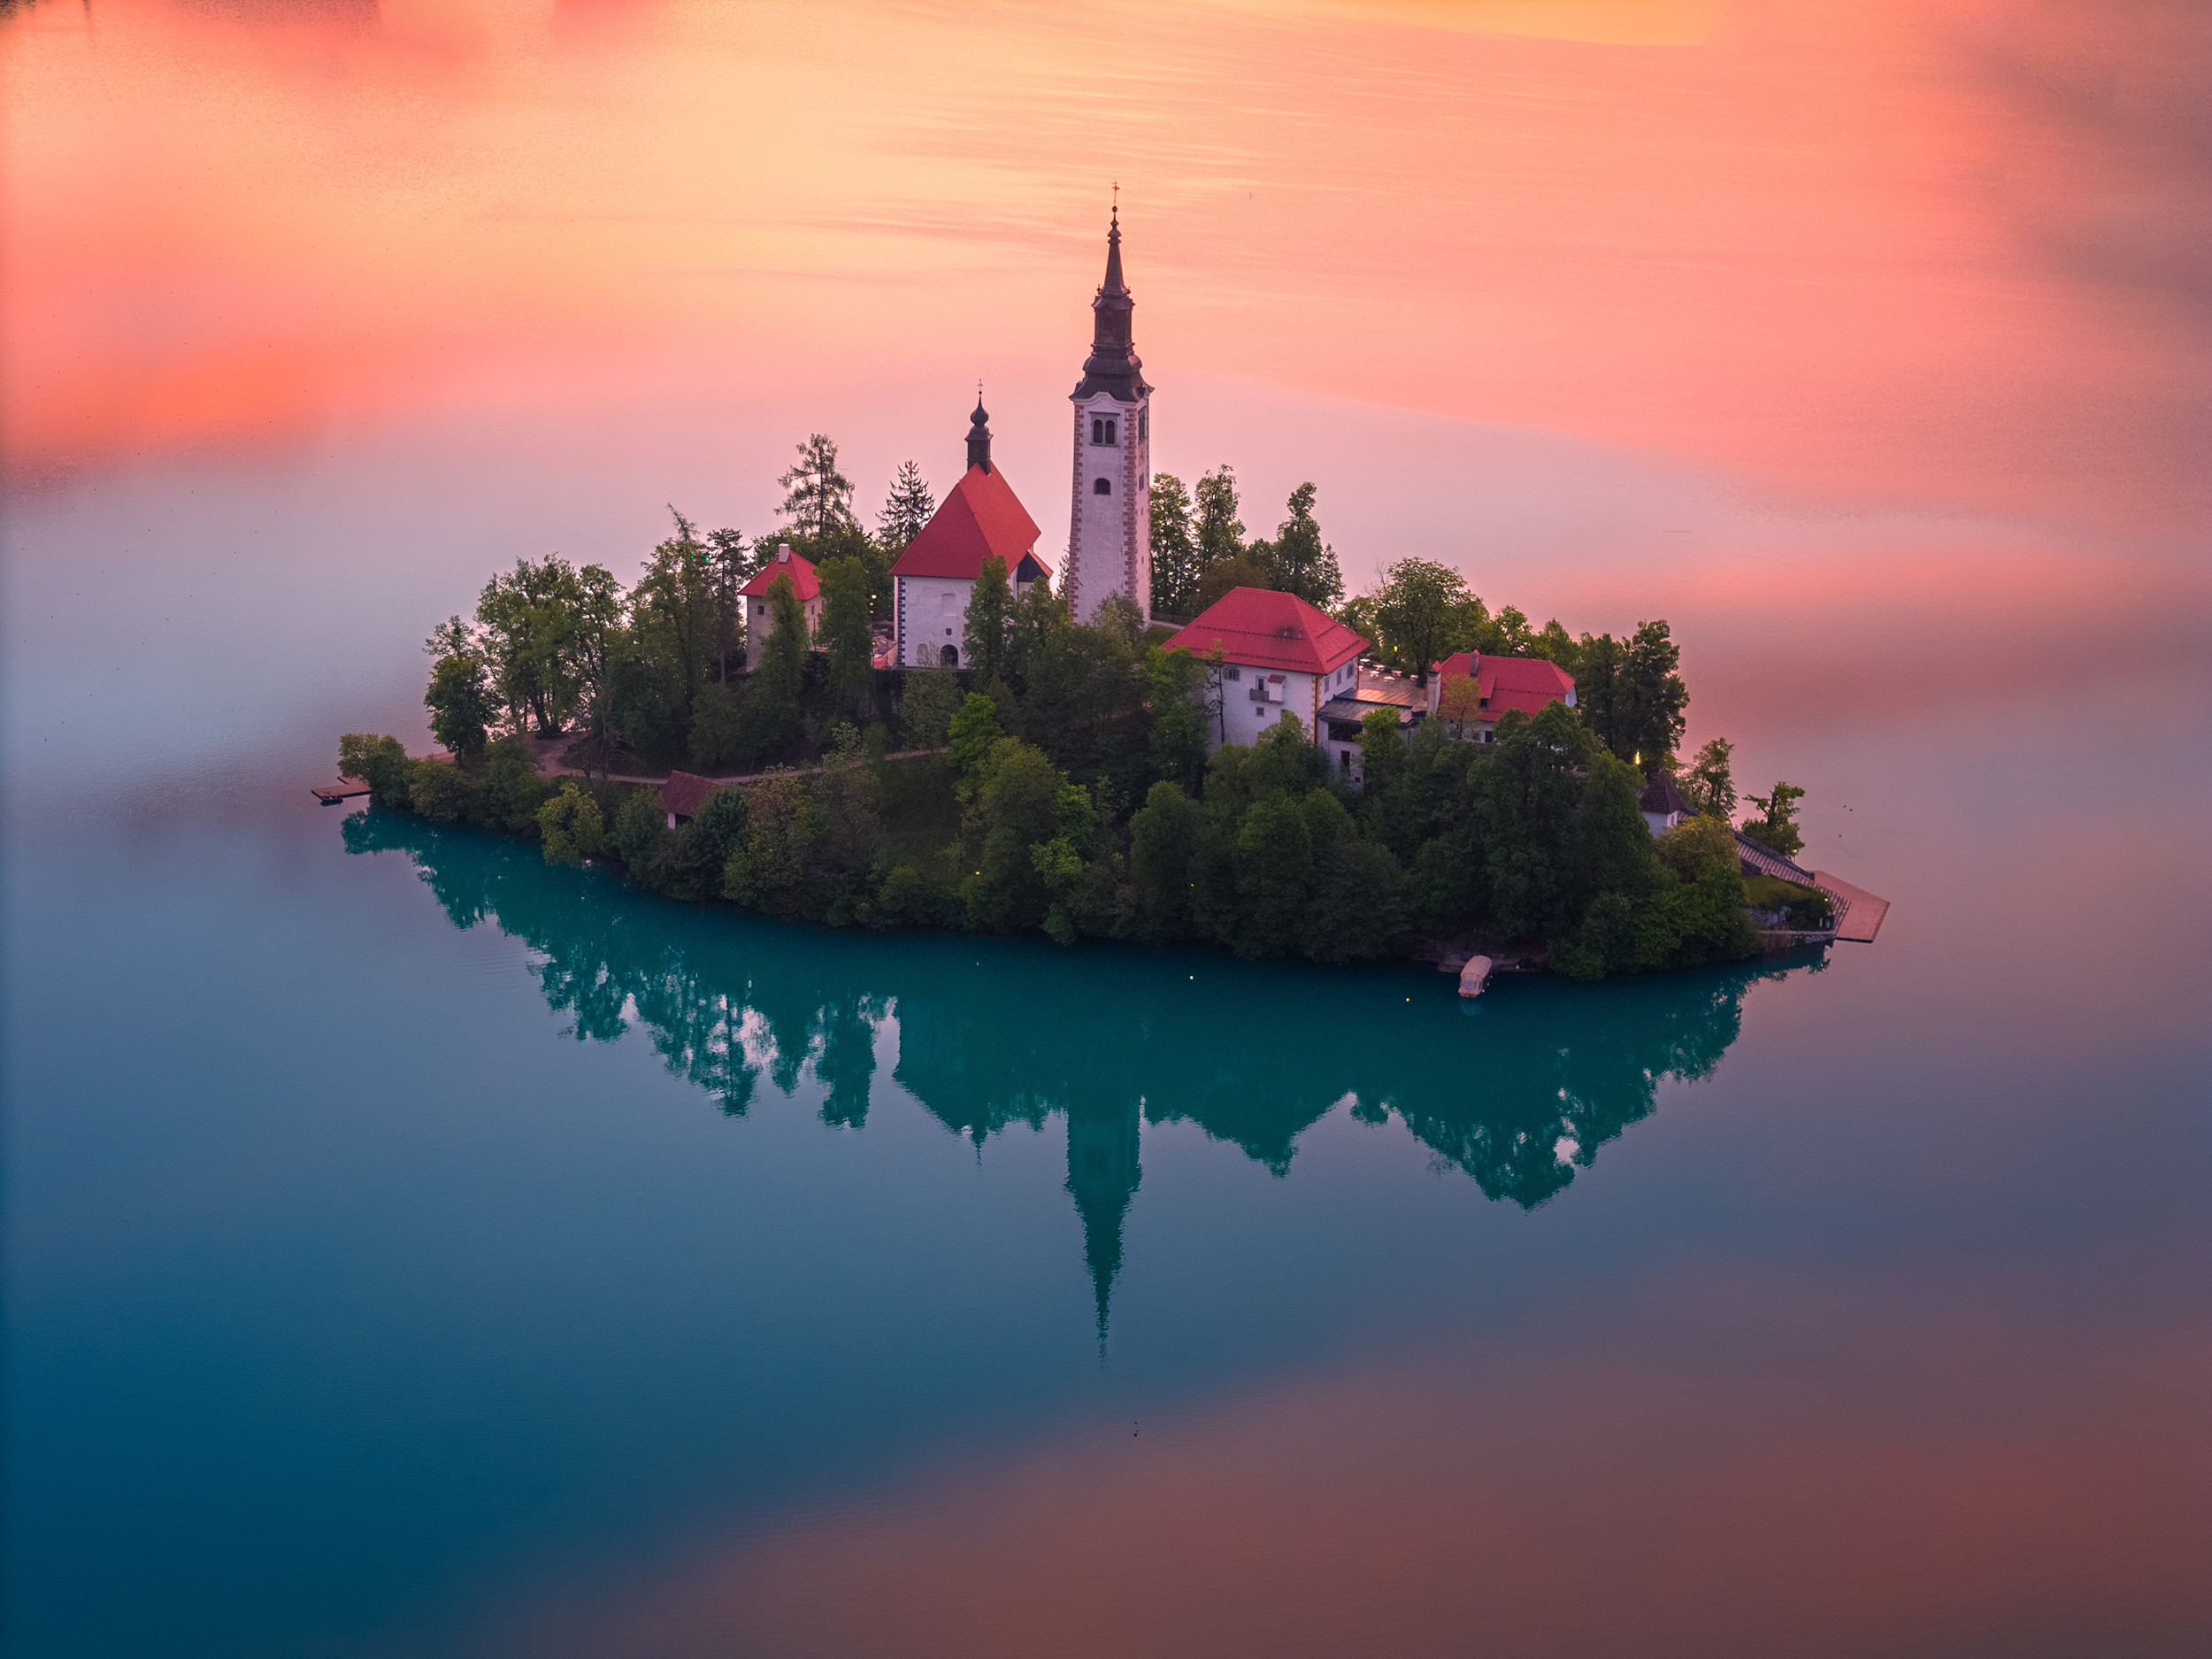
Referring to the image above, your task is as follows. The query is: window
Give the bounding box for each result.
[940,591,956,613]
[1223,666,1241,681]
[1139,411,1148,441]
[1093,477,1111,495]
[1090,416,1118,445]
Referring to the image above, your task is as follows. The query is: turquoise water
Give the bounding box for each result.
[3,369,2206,1659]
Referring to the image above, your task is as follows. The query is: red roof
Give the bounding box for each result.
[740,550,820,603]
[1162,588,1367,676]
[660,770,719,820]
[1433,650,1575,718]
[891,465,1048,581]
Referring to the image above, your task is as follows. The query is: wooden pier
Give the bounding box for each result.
[311,780,372,804]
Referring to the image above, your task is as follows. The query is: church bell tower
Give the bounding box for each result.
[1064,205,1153,626]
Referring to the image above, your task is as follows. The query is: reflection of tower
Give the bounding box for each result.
[1064,1102,1142,1347]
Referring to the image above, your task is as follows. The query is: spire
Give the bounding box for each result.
[966,384,992,474]
[1073,195,1148,404]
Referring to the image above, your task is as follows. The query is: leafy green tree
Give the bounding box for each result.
[1576,619,1688,774]
[777,434,857,541]
[947,690,1002,801]
[687,679,742,769]
[1742,781,1807,856]
[1372,557,1471,683]
[1232,789,1315,958]
[1357,707,1407,796]
[722,773,826,916]
[1258,482,1342,607]
[1193,466,1247,569]
[897,672,965,749]
[339,733,412,803]
[627,509,717,752]
[1680,736,1737,819]
[1003,575,1073,691]
[705,526,750,682]
[424,652,495,759]
[1144,647,1210,795]
[613,787,672,870]
[475,556,584,735]
[408,758,473,822]
[816,554,876,716]
[964,738,1064,932]
[479,733,549,835]
[1148,473,1201,618]
[1127,780,1206,939]
[737,573,807,763]
[537,781,606,866]
[564,564,627,782]
[962,553,1012,682]
[1192,552,1273,617]
[1476,703,1594,940]
[877,461,934,551]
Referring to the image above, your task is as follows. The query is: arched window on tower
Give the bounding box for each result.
[1090,416,1118,446]
[1093,477,1111,495]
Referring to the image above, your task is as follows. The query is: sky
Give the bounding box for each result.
[3,0,2208,759]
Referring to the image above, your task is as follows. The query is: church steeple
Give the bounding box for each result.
[966,388,993,473]
[1073,205,1148,403]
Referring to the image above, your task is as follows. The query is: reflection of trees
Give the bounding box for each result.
[347,810,1808,1325]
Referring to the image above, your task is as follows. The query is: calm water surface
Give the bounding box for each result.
[5,2,2210,1654]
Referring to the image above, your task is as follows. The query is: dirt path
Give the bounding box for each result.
[531,738,947,787]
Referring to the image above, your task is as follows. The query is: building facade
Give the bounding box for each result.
[740,544,821,654]
[889,401,1050,669]
[1160,587,1368,752]
[1064,211,1152,627]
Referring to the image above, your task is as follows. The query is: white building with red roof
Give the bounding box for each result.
[1161,587,1368,752]
[890,401,1051,670]
[1425,649,1577,743]
[740,543,821,655]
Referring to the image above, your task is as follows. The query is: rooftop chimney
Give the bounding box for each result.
[778,543,791,563]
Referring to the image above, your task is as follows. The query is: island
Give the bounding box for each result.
[334,211,1878,981]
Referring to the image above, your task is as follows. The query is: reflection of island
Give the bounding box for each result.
[348,811,1815,1333]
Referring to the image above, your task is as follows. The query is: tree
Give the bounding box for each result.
[475,556,584,735]
[705,526,749,682]
[777,434,857,541]
[1144,646,1210,795]
[687,680,742,769]
[964,738,1064,932]
[628,508,716,752]
[424,645,495,758]
[947,691,1002,801]
[1003,575,1073,692]
[1742,782,1807,857]
[737,573,806,763]
[1128,780,1205,939]
[537,781,606,866]
[1193,465,1246,570]
[816,554,876,716]
[1148,473,1201,619]
[897,672,965,749]
[1233,789,1315,958]
[564,563,626,783]
[339,733,411,803]
[1576,619,1688,774]
[877,461,934,551]
[1680,737,1737,819]
[963,553,1012,682]
[1193,553,1273,616]
[1372,557,1471,683]
[1258,483,1342,607]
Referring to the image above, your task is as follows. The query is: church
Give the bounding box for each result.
[890,210,1153,667]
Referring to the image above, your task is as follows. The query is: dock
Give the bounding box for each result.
[1811,872,1890,943]
[311,780,372,804]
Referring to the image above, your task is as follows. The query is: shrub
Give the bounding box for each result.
[339,733,411,806]
[409,758,474,823]
[538,781,606,866]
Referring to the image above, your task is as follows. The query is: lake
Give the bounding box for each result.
[4,2,2208,1654]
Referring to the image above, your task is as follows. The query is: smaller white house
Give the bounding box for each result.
[1160,588,1367,754]
[740,545,821,655]
[1639,771,1692,834]
[1425,650,1578,743]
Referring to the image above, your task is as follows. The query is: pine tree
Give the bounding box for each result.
[777,434,857,541]
[1193,466,1246,568]
[1148,473,1200,618]
[1264,482,1343,607]
[877,461,935,551]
